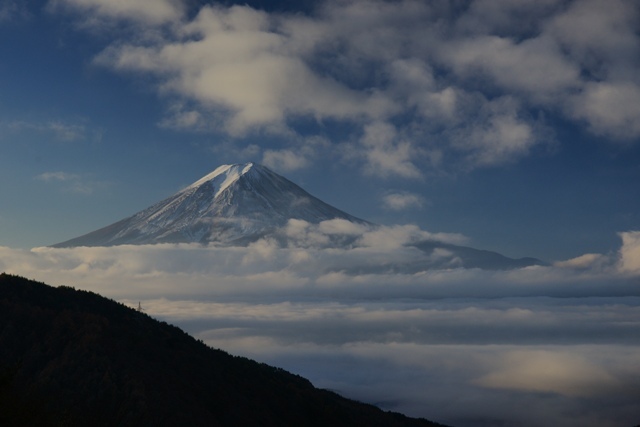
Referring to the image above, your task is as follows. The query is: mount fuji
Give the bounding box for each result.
[52,162,543,269]
[52,163,368,248]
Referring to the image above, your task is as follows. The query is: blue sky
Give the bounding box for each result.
[1,0,640,261]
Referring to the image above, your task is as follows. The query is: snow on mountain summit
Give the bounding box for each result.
[50,162,544,270]
[52,163,368,247]
[185,162,256,196]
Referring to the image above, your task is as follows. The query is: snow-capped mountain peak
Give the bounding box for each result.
[53,163,367,247]
[51,162,544,270]
[184,162,256,197]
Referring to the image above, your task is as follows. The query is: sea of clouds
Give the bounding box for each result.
[2,224,639,427]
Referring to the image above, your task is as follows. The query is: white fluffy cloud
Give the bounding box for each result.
[53,0,640,177]
[554,253,609,270]
[545,0,639,72]
[382,191,425,211]
[440,35,580,99]
[48,0,184,24]
[262,149,309,172]
[356,121,423,179]
[618,231,640,274]
[568,81,640,139]
[260,137,330,173]
[93,4,395,136]
[449,96,540,167]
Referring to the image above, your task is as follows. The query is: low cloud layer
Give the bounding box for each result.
[1,227,640,426]
[2,225,637,300]
[51,0,640,177]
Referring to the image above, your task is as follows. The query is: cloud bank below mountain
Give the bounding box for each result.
[2,225,637,299]
[1,228,639,426]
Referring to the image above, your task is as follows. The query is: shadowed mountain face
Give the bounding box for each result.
[0,273,447,427]
[52,163,367,248]
[410,240,545,271]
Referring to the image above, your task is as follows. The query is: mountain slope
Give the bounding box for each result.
[50,162,543,269]
[411,240,545,270]
[53,163,367,248]
[0,273,447,427]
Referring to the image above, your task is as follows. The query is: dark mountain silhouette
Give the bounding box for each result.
[0,274,448,427]
[410,240,545,270]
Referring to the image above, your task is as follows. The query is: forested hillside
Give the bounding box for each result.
[0,273,447,427]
